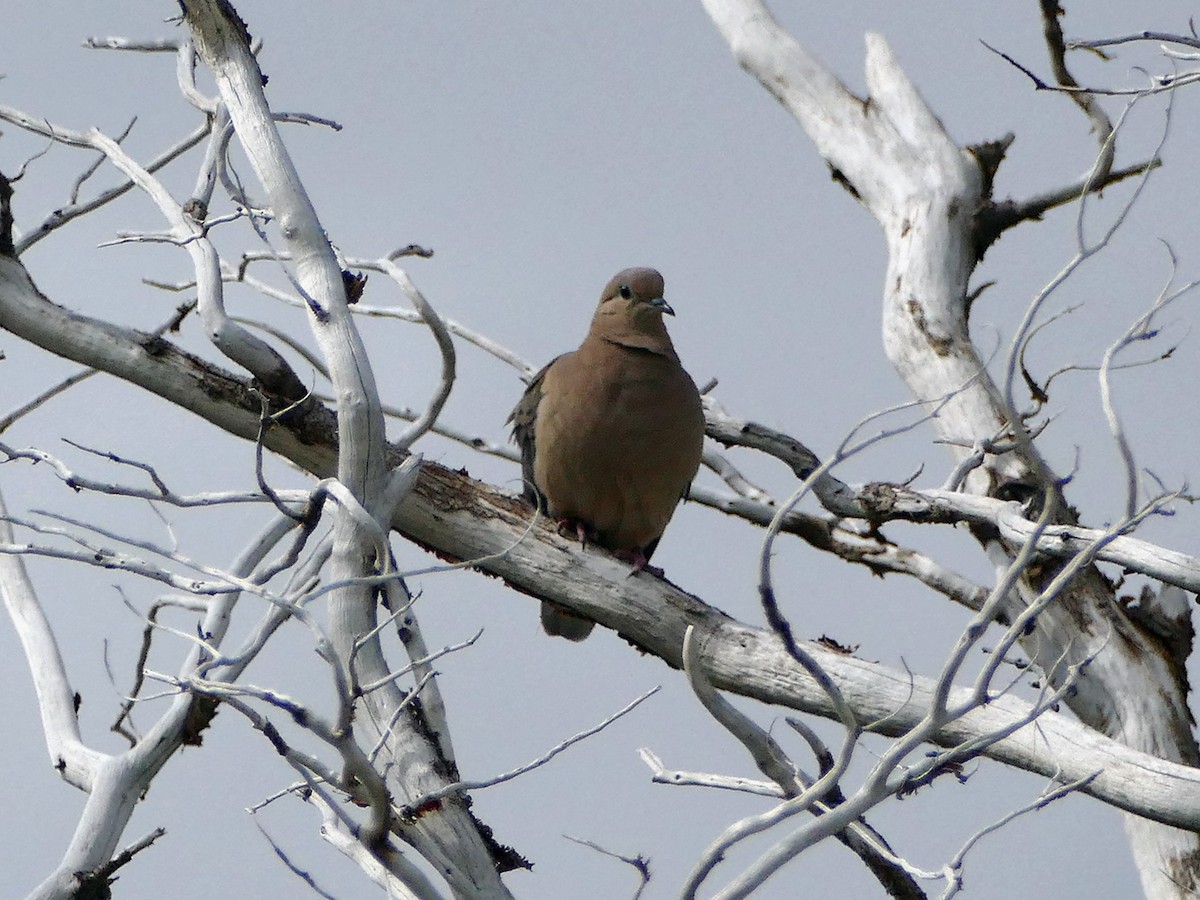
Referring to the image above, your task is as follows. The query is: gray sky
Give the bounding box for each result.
[3,2,1198,898]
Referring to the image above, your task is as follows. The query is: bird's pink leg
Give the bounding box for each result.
[555,517,598,550]
[554,520,663,576]
[616,548,663,577]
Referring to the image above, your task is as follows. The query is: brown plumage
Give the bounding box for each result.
[510,267,705,640]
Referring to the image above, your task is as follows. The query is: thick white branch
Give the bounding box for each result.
[7,243,1200,832]
[699,4,1200,894]
[180,4,510,895]
[876,487,1200,593]
[0,490,103,791]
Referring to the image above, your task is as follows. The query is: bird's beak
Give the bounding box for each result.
[649,297,675,316]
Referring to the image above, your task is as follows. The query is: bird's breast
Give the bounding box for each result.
[532,346,704,551]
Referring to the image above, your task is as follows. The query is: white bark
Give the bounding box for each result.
[180,3,510,896]
[699,2,1200,896]
[3,5,1198,895]
[871,486,1200,594]
[5,248,1200,830]
[0,492,102,792]
[5,503,289,899]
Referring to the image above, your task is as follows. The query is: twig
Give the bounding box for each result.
[638,749,784,797]
[399,687,660,816]
[981,40,1200,96]
[564,835,652,900]
[74,827,167,893]
[377,260,456,452]
[938,774,1098,900]
[1069,32,1200,52]
[253,819,338,900]
[1097,251,1200,519]
[1039,0,1114,181]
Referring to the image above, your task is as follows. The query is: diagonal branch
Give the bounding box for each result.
[0,489,105,790]
[1038,0,1114,181]
[5,244,1200,828]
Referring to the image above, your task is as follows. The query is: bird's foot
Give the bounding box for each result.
[617,548,663,577]
[555,517,598,550]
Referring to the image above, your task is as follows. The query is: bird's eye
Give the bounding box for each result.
[618,284,633,299]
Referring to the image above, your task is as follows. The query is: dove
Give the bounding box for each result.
[510,267,705,640]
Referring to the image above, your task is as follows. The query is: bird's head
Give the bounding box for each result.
[591,267,678,354]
